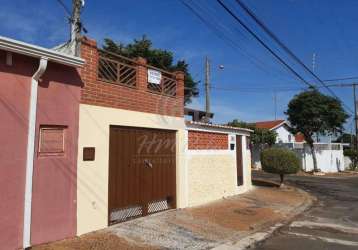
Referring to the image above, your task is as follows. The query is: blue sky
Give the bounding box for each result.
[1,0,357,131]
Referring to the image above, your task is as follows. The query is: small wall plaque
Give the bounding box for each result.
[83,147,95,161]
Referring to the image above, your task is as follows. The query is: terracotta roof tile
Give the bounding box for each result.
[295,133,305,142]
[185,121,253,133]
[254,120,285,130]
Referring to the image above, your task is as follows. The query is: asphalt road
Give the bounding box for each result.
[252,171,358,250]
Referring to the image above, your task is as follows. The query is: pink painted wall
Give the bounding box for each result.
[0,50,82,249]
[0,51,33,250]
[31,61,82,246]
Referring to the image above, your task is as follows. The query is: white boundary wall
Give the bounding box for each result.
[253,143,345,173]
[284,143,345,173]
[185,125,252,207]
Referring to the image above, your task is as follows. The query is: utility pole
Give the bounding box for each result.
[273,90,277,120]
[205,56,211,123]
[323,82,358,148]
[71,0,84,56]
[353,84,358,149]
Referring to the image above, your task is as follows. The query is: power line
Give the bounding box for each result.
[179,1,270,75]
[55,0,88,35]
[210,85,304,93]
[233,0,354,114]
[323,76,358,82]
[209,82,358,92]
[180,0,297,83]
[216,0,315,89]
[55,0,72,16]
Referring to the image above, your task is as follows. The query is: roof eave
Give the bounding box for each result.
[0,36,85,67]
[186,121,253,133]
[269,121,287,130]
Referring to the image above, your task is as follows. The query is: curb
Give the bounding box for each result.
[212,186,316,250]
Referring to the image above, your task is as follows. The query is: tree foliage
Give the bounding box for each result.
[344,149,358,170]
[334,133,355,147]
[102,36,199,104]
[261,148,300,186]
[228,119,277,146]
[286,89,349,171]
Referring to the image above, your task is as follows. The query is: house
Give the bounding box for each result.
[76,37,253,235]
[0,35,252,248]
[0,36,84,249]
[253,120,345,173]
[252,119,296,169]
[184,107,214,122]
[294,132,305,143]
[254,119,296,143]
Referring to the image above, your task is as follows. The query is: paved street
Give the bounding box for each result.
[253,171,358,250]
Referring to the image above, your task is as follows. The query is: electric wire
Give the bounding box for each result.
[180,0,298,83]
[233,0,354,114]
[216,0,315,89]
[55,0,72,16]
[323,76,358,82]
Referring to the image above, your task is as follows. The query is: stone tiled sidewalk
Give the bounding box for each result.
[33,185,313,250]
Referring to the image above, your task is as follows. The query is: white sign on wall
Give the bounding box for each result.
[147,69,162,85]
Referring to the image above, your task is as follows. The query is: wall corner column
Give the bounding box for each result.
[136,57,148,91]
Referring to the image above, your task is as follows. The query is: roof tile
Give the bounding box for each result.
[254,120,285,130]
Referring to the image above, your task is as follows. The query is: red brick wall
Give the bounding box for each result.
[188,130,228,150]
[79,37,184,117]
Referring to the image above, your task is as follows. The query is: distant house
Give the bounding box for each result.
[252,120,345,173]
[184,107,214,122]
[254,120,296,143]
[294,132,306,143]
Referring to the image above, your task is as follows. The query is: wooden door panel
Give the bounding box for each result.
[108,126,176,224]
[236,135,244,186]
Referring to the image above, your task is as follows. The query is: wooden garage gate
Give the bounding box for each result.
[108,126,176,225]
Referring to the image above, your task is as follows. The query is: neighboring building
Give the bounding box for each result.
[294,132,306,143]
[0,36,84,249]
[252,120,296,169]
[184,107,214,122]
[252,120,345,172]
[254,120,296,143]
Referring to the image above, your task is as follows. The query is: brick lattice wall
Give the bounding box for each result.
[79,37,184,117]
[188,130,228,150]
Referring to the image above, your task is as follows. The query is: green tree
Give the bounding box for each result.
[261,148,300,187]
[334,133,355,147]
[102,36,199,104]
[286,89,349,172]
[344,149,358,170]
[227,119,277,146]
